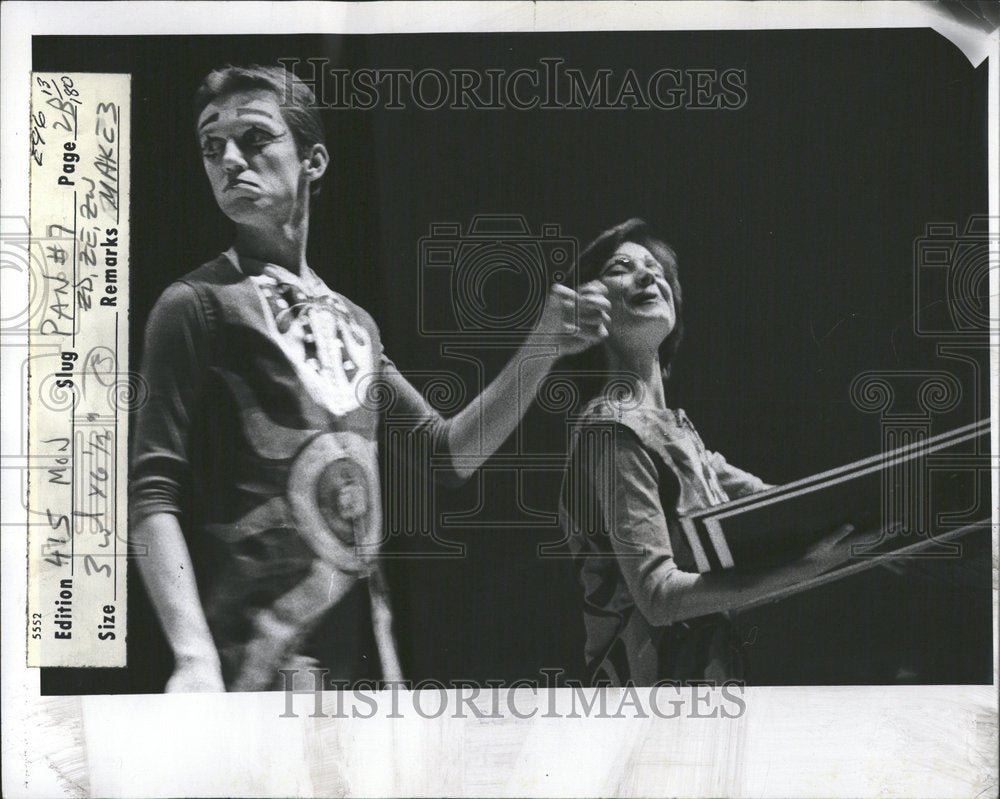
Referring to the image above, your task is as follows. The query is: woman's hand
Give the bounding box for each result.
[533,281,610,355]
[165,652,226,693]
[800,523,863,577]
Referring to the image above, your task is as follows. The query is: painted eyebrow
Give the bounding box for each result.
[197,107,276,132]
[236,107,277,118]
[197,112,219,131]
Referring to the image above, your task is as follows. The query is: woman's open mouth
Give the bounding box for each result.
[628,290,660,307]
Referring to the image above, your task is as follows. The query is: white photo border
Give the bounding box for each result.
[2,2,997,797]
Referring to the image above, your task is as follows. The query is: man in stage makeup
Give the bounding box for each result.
[130,65,610,692]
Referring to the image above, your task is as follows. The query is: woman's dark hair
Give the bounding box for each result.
[564,218,685,406]
[193,64,326,194]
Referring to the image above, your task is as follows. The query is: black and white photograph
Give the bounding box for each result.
[2,2,997,797]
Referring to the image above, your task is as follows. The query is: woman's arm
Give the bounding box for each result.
[594,427,857,627]
[704,449,774,497]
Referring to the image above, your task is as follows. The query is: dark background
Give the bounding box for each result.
[36,29,992,693]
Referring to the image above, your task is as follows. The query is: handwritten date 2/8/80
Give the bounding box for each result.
[35,74,80,137]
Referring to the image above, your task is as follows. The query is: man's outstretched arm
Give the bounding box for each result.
[444,282,611,479]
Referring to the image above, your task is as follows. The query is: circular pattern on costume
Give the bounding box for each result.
[286,431,382,575]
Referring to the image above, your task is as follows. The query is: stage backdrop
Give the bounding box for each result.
[35,29,992,693]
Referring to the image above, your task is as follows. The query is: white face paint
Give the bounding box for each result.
[197,89,319,227]
[598,241,676,353]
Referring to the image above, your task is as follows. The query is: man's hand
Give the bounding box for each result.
[533,281,610,355]
[134,513,229,693]
[165,653,226,693]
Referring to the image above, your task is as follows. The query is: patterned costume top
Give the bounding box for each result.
[131,251,458,690]
[559,397,770,685]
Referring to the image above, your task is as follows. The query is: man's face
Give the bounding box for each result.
[197,88,317,226]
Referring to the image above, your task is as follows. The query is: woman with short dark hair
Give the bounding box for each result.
[560,219,860,686]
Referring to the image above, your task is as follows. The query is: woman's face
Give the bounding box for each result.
[598,241,676,354]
